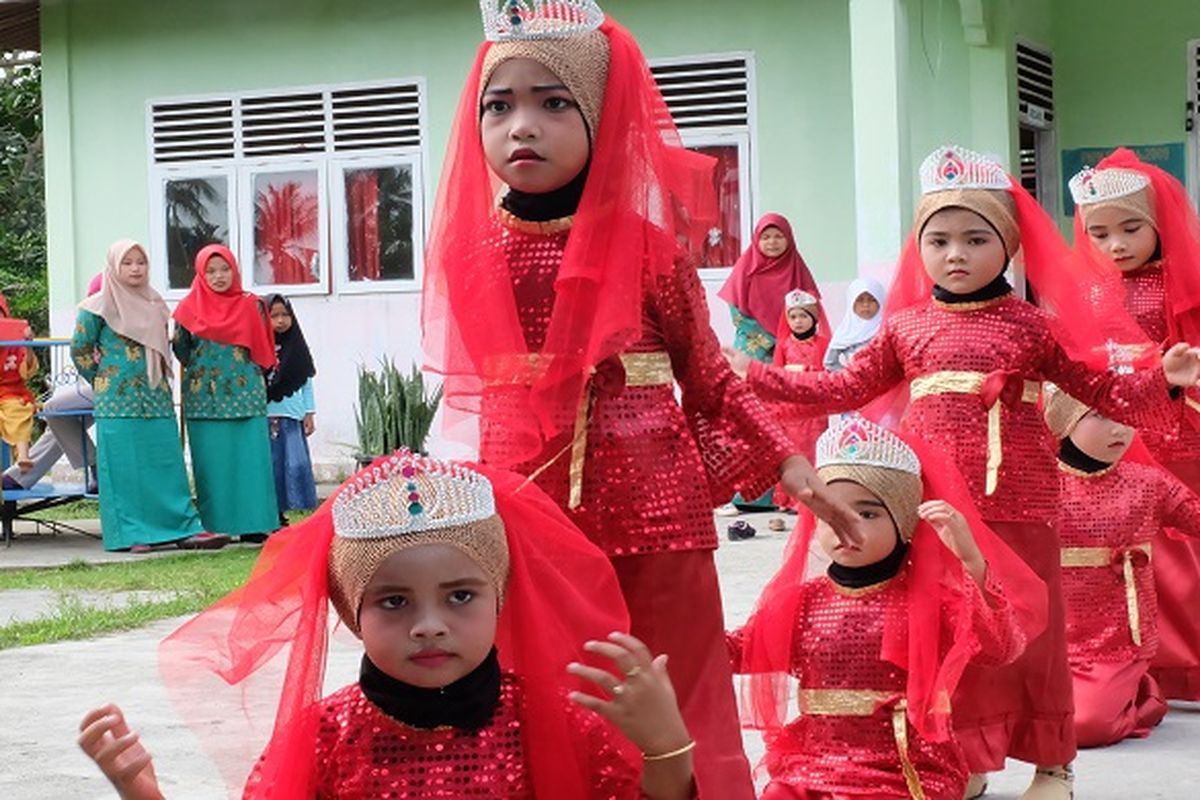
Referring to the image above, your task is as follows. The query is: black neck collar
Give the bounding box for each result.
[828,539,909,588]
[932,273,1012,304]
[1058,437,1114,475]
[791,325,818,342]
[500,166,589,222]
[359,648,502,731]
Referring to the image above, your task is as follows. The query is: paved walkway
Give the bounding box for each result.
[0,512,1197,798]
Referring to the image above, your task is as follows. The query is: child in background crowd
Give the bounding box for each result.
[264,294,318,525]
[823,278,884,373]
[0,292,36,471]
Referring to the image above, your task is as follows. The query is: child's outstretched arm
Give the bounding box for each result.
[568,632,696,800]
[78,704,165,800]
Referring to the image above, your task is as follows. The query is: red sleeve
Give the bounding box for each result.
[747,321,904,414]
[1041,335,1176,433]
[654,255,798,501]
[956,568,1027,668]
[1159,470,1200,538]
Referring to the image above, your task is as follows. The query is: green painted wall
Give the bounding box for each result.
[40,0,861,326]
[1052,0,1200,224]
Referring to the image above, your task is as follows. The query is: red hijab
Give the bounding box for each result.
[718,213,821,332]
[172,244,277,369]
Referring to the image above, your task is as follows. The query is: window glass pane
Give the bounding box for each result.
[252,170,321,285]
[344,164,415,282]
[691,144,741,268]
[164,176,229,290]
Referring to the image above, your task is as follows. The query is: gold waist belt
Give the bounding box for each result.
[503,352,674,509]
[1061,543,1152,647]
[908,371,1040,496]
[799,689,925,800]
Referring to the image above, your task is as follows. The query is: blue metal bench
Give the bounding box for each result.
[0,338,97,547]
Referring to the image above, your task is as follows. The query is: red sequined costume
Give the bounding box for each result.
[747,293,1175,770]
[1120,260,1200,700]
[479,213,793,794]
[728,569,1023,799]
[1058,457,1200,747]
[772,332,827,460]
[243,676,645,799]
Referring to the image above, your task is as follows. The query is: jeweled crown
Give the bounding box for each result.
[919,145,1011,195]
[785,289,819,309]
[1068,166,1150,206]
[332,451,497,540]
[480,0,605,41]
[816,417,921,476]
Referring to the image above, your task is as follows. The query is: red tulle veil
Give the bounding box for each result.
[421,18,716,463]
[159,458,633,799]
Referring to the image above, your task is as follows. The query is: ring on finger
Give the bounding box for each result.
[612,683,627,696]
[624,666,642,679]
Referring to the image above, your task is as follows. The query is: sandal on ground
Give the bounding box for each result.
[727,520,756,541]
[239,533,269,544]
[964,772,988,799]
[1021,764,1074,800]
[177,532,232,550]
[767,517,786,532]
[715,503,740,517]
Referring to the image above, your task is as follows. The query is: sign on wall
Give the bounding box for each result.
[1061,142,1186,216]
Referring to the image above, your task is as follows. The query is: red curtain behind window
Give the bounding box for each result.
[698,146,741,268]
[347,171,381,281]
[254,181,320,284]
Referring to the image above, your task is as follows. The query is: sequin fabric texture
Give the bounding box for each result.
[244,676,642,799]
[770,334,828,462]
[479,220,794,555]
[728,573,1021,799]
[1119,261,1200,464]
[748,295,1175,522]
[1059,460,1200,664]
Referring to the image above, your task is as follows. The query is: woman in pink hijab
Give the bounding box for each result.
[718,213,825,363]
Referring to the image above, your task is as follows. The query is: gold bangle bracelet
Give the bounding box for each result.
[643,740,696,762]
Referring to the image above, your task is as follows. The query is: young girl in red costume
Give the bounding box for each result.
[1045,387,1200,747]
[729,144,1200,799]
[421,3,860,795]
[1069,150,1200,702]
[79,452,698,799]
[730,417,1046,799]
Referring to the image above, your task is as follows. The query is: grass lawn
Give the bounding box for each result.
[0,548,261,649]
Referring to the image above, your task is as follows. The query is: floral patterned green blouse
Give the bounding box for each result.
[70,310,175,419]
[172,325,267,420]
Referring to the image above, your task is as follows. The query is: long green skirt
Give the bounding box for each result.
[97,416,203,551]
[187,416,279,535]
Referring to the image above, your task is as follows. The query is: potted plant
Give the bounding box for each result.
[353,359,443,469]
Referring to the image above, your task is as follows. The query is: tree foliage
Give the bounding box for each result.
[0,57,45,333]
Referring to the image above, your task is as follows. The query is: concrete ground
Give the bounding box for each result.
[1,512,1198,798]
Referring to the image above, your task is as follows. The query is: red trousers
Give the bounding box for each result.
[1072,659,1167,747]
[952,521,1076,771]
[1150,459,1200,700]
[613,550,755,800]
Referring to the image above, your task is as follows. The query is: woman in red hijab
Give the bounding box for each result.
[718,213,826,363]
[173,244,279,541]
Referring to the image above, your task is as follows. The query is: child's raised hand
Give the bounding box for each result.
[567,632,692,760]
[722,346,751,379]
[781,455,866,548]
[78,704,164,800]
[1162,342,1200,388]
[919,500,986,584]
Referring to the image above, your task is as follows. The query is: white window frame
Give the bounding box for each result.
[677,128,753,279]
[648,50,758,276]
[148,163,239,300]
[329,152,426,295]
[1188,39,1200,204]
[146,77,428,299]
[238,158,330,297]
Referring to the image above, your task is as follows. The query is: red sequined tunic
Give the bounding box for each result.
[245,675,643,799]
[480,219,795,556]
[771,334,827,462]
[1119,261,1200,465]
[747,295,1175,523]
[1059,460,1200,664]
[728,571,1021,799]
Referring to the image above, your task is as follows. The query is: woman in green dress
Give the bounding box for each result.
[71,240,223,552]
[172,244,280,540]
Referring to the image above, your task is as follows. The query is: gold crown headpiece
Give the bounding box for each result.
[785,289,819,309]
[480,0,605,41]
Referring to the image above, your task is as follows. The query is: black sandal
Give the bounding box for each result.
[726,520,757,541]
